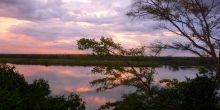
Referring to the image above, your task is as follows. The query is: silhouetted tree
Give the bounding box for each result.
[99,74,219,110]
[78,37,146,56]
[128,0,220,80]
[0,64,85,110]
[78,37,220,110]
[78,37,156,97]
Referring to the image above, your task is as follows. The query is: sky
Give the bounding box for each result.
[0,0,179,54]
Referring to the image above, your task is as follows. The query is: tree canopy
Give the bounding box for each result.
[78,37,156,96]
[128,0,220,58]
[127,0,220,83]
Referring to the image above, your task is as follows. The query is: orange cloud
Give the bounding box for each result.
[75,87,93,93]
[64,87,93,93]
[0,45,85,54]
[0,17,30,33]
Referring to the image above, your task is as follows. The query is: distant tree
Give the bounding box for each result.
[128,0,220,80]
[0,64,85,110]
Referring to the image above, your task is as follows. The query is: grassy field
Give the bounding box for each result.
[0,54,213,67]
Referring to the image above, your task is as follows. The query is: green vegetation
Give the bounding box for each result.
[0,54,213,67]
[0,64,85,110]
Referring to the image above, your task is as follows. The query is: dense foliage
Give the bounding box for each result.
[0,64,85,110]
[99,74,220,110]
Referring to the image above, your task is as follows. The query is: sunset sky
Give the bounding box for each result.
[0,0,179,54]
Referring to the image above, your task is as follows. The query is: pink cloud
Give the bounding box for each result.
[0,45,85,54]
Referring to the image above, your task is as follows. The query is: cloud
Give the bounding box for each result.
[0,0,178,54]
[9,21,85,41]
[0,17,30,33]
[0,0,70,21]
[75,87,93,93]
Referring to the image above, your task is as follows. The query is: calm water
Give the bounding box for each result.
[13,64,198,110]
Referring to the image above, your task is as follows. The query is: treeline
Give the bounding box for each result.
[0,54,213,67]
[0,54,211,61]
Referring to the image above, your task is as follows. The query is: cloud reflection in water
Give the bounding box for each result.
[13,65,198,110]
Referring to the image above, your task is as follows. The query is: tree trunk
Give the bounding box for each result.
[216,44,220,83]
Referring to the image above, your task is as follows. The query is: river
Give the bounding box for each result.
[12,64,198,110]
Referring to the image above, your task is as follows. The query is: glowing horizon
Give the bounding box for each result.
[0,0,178,55]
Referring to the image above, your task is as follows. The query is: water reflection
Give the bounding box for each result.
[13,65,198,110]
